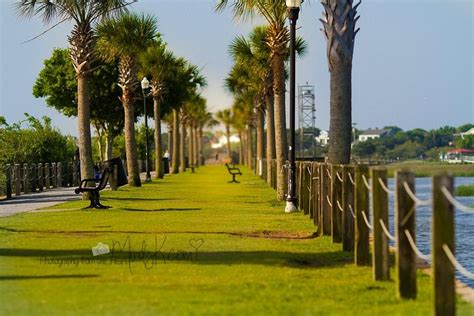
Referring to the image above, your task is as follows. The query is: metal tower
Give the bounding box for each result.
[298,84,316,157]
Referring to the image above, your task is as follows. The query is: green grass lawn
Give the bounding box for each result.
[0,165,472,315]
[384,160,474,177]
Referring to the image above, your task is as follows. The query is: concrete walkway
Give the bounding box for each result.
[0,188,79,217]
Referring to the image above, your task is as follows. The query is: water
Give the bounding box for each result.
[380,177,474,287]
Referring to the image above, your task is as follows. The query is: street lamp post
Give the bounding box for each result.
[141,77,152,182]
[285,0,301,213]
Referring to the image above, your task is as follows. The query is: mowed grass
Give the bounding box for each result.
[385,160,474,177]
[0,165,472,315]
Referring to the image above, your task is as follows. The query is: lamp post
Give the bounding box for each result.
[285,0,301,213]
[141,77,151,182]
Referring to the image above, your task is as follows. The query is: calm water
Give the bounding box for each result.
[379,177,474,287]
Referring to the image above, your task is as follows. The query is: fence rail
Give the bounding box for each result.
[259,158,472,315]
[0,162,80,200]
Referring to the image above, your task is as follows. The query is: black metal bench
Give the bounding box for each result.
[74,168,112,209]
[225,163,242,183]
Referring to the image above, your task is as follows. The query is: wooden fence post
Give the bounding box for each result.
[320,163,331,236]
[14,164,21,196]
[23,164,30,194]
[342,165,355,252]
[371,168,390,281]
[355,165,370,266]
[37,163,44,192]
[303,163,310,214]
[30,163,37,192]
[331,164,342,243]
[44,163,50,189]
[57,162,62,188]
[432,174,454,314]
[5,165,12,199]
[51,163,57,188]
[395,170,417,299]
[312,163,320,227]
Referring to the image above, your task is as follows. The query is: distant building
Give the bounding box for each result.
[454,128,474,139]
[316,130,329,146]
[358,128,390,142]
[211,134,240,149]
[444,148,474,164]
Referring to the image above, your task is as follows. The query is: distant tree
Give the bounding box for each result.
[457,124,474,133]
[455,135,474,150]
[352,140,376,159]
[216,109,234,158]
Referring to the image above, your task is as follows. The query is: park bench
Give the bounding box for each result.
[225,163,242,183]
[74,167,112,209]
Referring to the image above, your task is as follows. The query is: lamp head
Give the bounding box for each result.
[141,77,150,90]
[286,0,302,8]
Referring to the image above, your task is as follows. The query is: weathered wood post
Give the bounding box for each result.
[303,163,310,215]
[44,163,50,189]
[342,165,355,252]
[14,164,21,196]
[312,163,320,227]
[371,168,390,280]
[30,163,37,192]
[23,163,30,194]
[355,165,370,266]
[57,162,62,188]
[432,174,454,315]
[37,163,44,192]
[395,170,417,299]
[5,164,12,199]
[320,163,331,236]
[331,164,343,243]
[51,163,57,188]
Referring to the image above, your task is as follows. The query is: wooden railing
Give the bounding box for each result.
[260,158,472,315]
[0,162,80,200]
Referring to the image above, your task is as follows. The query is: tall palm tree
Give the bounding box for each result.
[16,0,130,187]
[216,109,234,159]
[139,41,185,179]
[320,0,361,164]
[96,13,158,186]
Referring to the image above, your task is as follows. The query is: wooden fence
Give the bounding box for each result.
[259,158,473,316]
[0,162,80,200]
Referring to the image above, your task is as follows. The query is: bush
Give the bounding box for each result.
[455,184,474,197]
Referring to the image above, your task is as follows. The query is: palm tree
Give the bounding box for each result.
[139,41,185,179]
[96,13,158,186]
[320,0,361,164]
[216,109,234,159]
[217,0,292,199]
[16,0,130,187]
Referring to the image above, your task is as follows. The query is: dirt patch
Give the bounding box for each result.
[239,230,318,240]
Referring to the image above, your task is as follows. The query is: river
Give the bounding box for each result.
[381,177,474,287]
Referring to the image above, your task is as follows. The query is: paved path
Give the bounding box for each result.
[0,188,79,217]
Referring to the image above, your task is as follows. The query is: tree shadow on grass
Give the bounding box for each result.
[0,248,352,269]
[122,208,201,212]
[103,197,181,202]
[0,274,99,281]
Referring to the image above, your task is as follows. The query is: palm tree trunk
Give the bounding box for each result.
[77,75,94,189]
[273,54,288,200]
[188,124,194,168]
[225,125,231,160]
[328,62,352,164]
[171,109,180,174]
[198,127,203,165]
[153,96,164,179]
[123,92,141,186]
[193,125,199,167]
[266,92,276,185]
[256,108,265,175]
[247,126,253,170]
[105,131,114,161]
[238,130,244,165]
[180,119,186,172]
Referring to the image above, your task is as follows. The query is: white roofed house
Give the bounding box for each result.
[358,128,390,142]
[315,130,329,146]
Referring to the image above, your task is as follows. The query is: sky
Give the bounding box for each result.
[0,0,473,137]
